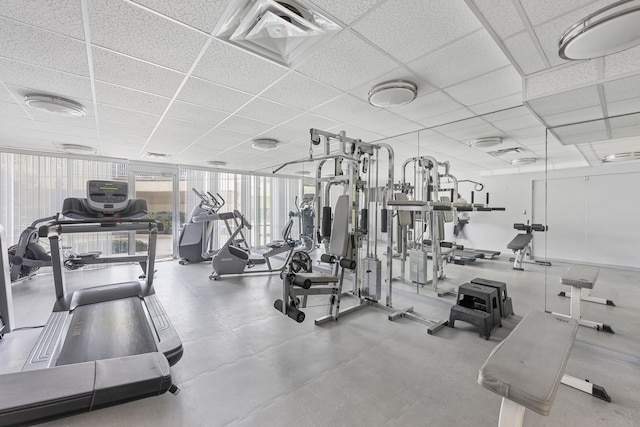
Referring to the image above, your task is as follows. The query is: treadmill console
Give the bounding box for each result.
[86,180,129,214]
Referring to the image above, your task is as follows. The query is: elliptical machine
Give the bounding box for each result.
[178,188,224,265]
[289,194,316,253]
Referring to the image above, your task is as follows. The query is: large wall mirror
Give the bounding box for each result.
[542,112,640,357]
[375,105,640,357]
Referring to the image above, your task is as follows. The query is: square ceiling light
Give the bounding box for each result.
[214,0,341,68]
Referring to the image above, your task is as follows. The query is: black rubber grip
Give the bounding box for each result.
[450,189,454,201]
[274,299,305,323]
[513,223,526,230]
[340,258,356,270]
[320,254,336,264]
[360,208,368,232]
[440,241,453,248]
[471,191,474,204]
[486,192,490,205]
[322,206,332,237]
[531,224,547,232]
[380,209,388,233]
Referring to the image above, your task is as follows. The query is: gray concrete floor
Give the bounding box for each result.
[1,251,639,426]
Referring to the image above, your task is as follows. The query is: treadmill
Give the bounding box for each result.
[0,180,183,425]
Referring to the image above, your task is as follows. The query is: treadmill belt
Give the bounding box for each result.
[57,297,157,366]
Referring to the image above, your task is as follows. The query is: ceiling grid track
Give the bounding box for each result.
[80,0,102,153]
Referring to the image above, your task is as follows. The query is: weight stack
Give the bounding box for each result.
[362,257,382,301]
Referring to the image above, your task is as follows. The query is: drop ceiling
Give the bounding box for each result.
[0,0,639,176]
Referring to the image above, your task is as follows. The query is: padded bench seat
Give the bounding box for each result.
[561,265,599,289]
[507,233,532,250]
[479,311,578,419]
[0,352,173,426]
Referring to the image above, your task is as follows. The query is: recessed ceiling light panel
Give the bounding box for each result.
[602,151,640,162]
[252,138,280,150]
[559,0,640,60]
[24,94,86,117]
[368,80,418,108]
[470,136,503,149]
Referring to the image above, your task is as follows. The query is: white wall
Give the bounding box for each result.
[452,161,640,268]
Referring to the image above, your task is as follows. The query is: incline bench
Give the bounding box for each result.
[551,265,614,334]
[479,311,610,426]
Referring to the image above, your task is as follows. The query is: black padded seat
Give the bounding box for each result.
[507,233,533,250]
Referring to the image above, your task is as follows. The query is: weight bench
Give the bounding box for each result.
[558,267,615,307]
[507,223,550,270]
[478,311,609,426]
[551,265,614,333]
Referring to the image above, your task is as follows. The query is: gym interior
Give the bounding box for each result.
[1,1,639,426]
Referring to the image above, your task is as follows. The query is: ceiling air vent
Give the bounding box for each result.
[214,0,341,67]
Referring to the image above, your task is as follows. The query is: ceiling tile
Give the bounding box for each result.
[132,0,228,33]
[439,123,502,142]
[310,94,379,123]
[296,30,398,92]
[100,120,154,139]
[92,47,185,97]
[543,106,604,127]
[386,91,464,122]
[492,113,543,132]
[347,110,421,137]
[218,115,273,136]
[0,17,88,76]
[97,104,160,128]
[503,32,547,75]
[526,85,600,117]
[177,77,253,112]
[193,128,252,151]
[1,116,41,132]
[95,82,170,115]
[607,98,640,117]
[445,66,522,106]
[88,0,208,72]
[0,101,29,120]
[408,30,511,88]
[0,0,85,40]
[165,101,229,127]
[417,108,476,129]
[153,117,211,139]
[352,0,482,63]
[603,44,640,79]
[525,61,599,100]
[1,61,92,101]
[603,74,640,103]
[234,97,302,124]
[261,72,342,111]
[193,39,288,95]
[469,0,524,39]
[281,112,340,133]
[39,122,97,139]
[469,93,523,116]
[28,106,96,129]
[306,0,385,25]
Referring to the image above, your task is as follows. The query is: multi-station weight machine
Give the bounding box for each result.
[388,155,505,298]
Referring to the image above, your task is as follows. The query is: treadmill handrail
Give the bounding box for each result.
[39,219,158,237]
